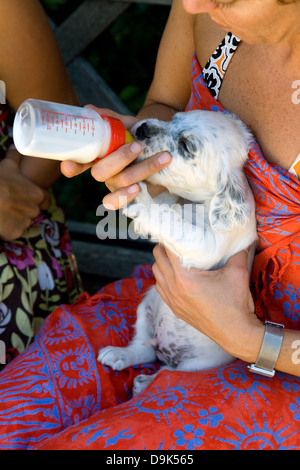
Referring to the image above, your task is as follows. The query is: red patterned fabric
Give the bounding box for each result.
[187,53,300,329]
[0,54,300,451]
[0,265,300,450]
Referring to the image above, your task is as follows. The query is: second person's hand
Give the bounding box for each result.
[0,150,51,241]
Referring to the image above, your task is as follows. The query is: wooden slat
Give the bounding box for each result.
[68,220,154,292]
[67,220,150,244]
[55,0,131,65]
[67,57,130,113]
[72,239,154,278]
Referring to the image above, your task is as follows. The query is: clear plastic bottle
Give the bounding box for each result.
[13,99,134,163]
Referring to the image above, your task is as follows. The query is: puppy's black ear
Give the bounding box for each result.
[209,173,249,232]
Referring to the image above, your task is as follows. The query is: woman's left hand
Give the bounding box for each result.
[152,244,264,362]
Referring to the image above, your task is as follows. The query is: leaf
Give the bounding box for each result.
[27,269,38,289]
[19,274,30,293]
[25,225,41,240]
[15,308,33,338]
[1,265,14,282]
[11,332,25,353]
[2,284,14,301]
[21,290,31,313]
[39,302,51,312]
[31,290,38,305]
[48,294,61,303]
[0,255,8,268]
[32,317,45,335]
[34,239,47,250]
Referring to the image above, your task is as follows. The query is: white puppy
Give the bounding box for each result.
[98,110,257,395]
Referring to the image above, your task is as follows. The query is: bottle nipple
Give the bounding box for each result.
[125,130,135,144]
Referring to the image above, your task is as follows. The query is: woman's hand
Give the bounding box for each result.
[152,244,264,362]
[60,106,171,210]
[0,150,50,241]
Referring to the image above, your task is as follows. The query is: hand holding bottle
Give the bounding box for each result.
[58,105,171,210]
[13,101,172,210]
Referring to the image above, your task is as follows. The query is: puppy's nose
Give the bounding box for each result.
[135,122,151,140]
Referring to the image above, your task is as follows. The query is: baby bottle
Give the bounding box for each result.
[13,99,134,164]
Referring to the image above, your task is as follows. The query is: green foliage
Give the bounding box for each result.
[83,3,170,114]
[40,0,67,10]
[40,0,82,24]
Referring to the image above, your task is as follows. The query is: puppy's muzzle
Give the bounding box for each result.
[135,122,151,141]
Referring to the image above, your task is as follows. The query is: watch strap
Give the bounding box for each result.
[248,321,284,378]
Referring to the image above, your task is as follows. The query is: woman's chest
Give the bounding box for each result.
[218,45,300,170]
[195,25,300,170]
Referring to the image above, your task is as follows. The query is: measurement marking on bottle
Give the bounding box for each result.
[42,110,95,136]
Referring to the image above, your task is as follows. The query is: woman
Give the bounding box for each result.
[0,0,299,450]
[0,0,82,360]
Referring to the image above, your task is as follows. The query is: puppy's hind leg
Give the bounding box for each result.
[98,290,157,371]
[133,365,177,396]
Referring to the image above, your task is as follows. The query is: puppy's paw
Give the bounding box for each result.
[123,183,153,220]
[135,182,153,205]
[123,202,143,220]
[98,346,129,370]
[132,374,156,395]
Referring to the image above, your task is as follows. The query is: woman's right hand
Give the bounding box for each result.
[0,150,50,241]
[60,107,172,210]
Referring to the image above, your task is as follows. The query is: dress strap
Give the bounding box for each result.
[202,32,241,99]
[289,153,300,179]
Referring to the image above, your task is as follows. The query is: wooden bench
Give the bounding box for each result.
[54,0,172,112]
[50,0,172,293]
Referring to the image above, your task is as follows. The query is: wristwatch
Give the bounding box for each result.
[248,321,284,378]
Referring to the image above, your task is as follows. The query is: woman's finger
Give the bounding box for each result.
[106,151,171,190]
[152,245,175,284]
[60,160,93,178]
[91,141,143,183]
[102,184,140,209]
[92,147,171,190]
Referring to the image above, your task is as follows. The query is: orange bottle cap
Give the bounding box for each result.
[101,115,126,157]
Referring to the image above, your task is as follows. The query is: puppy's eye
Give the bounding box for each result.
[178,138,189,153]
[178,137,196,155]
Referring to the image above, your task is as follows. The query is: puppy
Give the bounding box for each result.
[98,110,257,395]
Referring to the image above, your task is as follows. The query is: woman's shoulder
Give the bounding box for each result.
[194,14,228,69]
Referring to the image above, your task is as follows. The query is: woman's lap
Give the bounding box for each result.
[0,265,300,450]
[0,191,83,358]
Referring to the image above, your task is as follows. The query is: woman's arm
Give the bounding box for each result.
[152,245,300,377]
[0,0,79,188]
[139,0,195,119]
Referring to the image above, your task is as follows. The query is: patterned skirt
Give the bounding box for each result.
[0,190,83,360]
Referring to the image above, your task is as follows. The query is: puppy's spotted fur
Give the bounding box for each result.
[98,110,257,395]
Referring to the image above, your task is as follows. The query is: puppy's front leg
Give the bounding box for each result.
[124,183,181,241]
[138,201,205,262]
[123,182,153,220]
[98,294,157,370]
